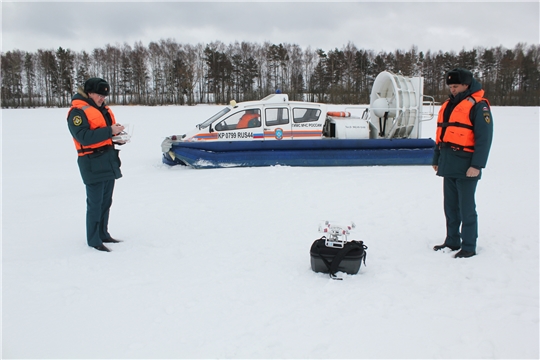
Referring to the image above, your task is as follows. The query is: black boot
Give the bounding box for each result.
[433,244,460,251]
[454,250,475,258]
[102,237,122,243]
[92,244,111,252]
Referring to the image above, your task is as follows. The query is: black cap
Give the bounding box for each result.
[446,68,473,86]
[84,78,110,96]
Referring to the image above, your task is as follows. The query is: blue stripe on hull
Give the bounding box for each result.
[163,138,436,168]
[171,138,435,151]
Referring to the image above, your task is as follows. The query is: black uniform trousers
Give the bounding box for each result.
[85,179,115,247]
[443,177,478,252]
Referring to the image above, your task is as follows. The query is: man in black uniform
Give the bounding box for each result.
[432,68,493,258]
[67,78,126,252]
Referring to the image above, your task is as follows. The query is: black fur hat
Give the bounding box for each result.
[446,68,473,86]
[84,77,110,96]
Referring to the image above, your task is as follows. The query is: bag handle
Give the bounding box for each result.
[315,238,367,279]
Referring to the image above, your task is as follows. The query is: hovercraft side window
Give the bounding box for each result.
[214,109,261,131]
[265,108,289,126]
[293,108,321,123]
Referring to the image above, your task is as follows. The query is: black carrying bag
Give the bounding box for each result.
[310,237,367,279]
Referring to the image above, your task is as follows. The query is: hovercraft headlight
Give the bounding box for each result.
[171,134,186,141]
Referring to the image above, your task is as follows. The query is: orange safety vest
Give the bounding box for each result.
[237,113,260,129]
[436,90,489,153]
[70,99,116,156]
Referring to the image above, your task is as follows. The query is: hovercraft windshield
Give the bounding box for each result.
[198,107,231,129]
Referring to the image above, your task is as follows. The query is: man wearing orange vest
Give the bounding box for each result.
[237,109,261,129]
[432,68,493,258]
[67,78,125,252]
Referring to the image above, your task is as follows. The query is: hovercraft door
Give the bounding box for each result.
[263,107,292,141]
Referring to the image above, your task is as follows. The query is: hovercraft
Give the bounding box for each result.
[161,71,435,169]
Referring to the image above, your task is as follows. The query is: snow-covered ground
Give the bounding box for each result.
[2,104,538,359]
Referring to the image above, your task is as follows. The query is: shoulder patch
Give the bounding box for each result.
[73,115,83,126]
[484,112,491,124]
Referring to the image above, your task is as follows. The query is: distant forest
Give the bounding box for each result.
[1,40,539,108]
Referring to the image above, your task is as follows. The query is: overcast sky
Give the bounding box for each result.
[2,1,539,55]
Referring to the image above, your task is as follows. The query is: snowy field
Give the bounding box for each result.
[2,103,539,359]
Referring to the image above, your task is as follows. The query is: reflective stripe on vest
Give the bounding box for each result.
[70,100,116,156]
[436,91,488,153]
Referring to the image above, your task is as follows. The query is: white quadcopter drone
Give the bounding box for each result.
[318,220,356,248]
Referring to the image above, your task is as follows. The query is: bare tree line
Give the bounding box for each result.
[1,39,539,108]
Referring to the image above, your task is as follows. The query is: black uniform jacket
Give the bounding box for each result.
[432,79,493,180]
[67,88,122,185]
